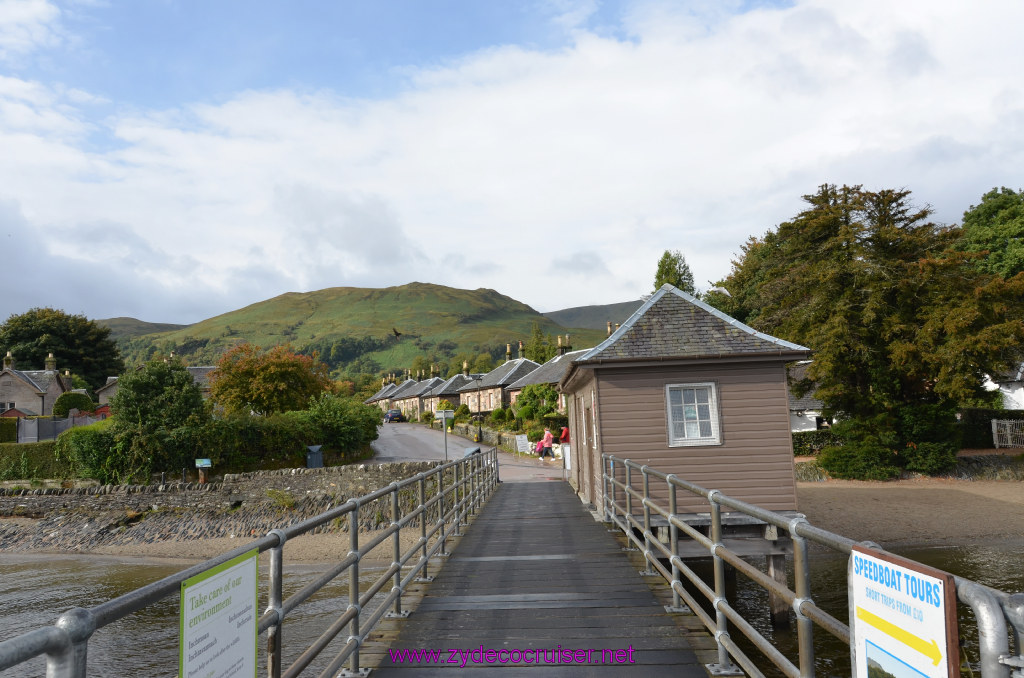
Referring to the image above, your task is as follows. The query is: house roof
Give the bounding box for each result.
[427,373,484,398]
[186,366,216,387]
[387,379,420,400]
[574,284,810,364]
[506,349,589,391]
[786,361,823,411]
[457,358,540,392]
[0,368,65,394]
[991,363,1024,384]
[95,376,119,395]
[365,382,399,403]
[406,377,444,398]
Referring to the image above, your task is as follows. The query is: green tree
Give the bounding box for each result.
[957,187,1024,278]
[209,343,333,416]
[0,307,124,392]
[654,249,696,295]
[52,392,95,417]
[523,322,553,363]
[717,185,1024,477]
[109,358,209,482]
[471,353,494,373]
[514,383,560,419]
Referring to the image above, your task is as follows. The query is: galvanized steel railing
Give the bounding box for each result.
[0,448,499,678]
[602,454,1024,678]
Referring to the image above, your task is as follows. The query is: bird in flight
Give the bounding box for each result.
[392,328,402,339]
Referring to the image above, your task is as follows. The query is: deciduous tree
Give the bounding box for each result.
[209,343,333,415]
[957,186,1024,279]
[0,307,124,392]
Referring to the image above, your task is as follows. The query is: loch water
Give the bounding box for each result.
[1,544,1022,677]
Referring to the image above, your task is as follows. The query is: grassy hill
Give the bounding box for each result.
[543,299,644,331]
[97,317,190,340]
[114,282,606,375]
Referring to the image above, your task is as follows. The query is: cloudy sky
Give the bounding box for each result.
[2,0,1022,324]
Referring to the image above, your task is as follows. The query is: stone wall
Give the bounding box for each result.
[0,461,443,553]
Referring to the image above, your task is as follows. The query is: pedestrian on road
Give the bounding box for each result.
[540,427,555,460]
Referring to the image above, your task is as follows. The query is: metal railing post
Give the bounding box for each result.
[453,462,464,537]
[624,462,633,523]
[668,476,684,611]
[50,607,94,678]
[642,467,654,575]
[708,493,738,674]
[266,530,286,678]
[604,455,613,522]
[391,485,403,617]
[347,502,361,675]
[417,474,430,581]
[790,519,815,678]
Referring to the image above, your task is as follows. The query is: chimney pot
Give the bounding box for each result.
[606,321,612,336]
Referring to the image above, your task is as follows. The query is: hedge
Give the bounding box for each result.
[0,441,63,481]
[0,418,15,444]
[792,430,844,456]
[959,408,1024,448]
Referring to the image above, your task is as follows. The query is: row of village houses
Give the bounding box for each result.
[4,285,1024,513]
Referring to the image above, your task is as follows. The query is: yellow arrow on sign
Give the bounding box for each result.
[856,606,943,666]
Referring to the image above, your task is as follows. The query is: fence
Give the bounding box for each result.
[16,414,106,443]
[602,454,1024,678]
[0,447,499,677]
[992,419,1024,448]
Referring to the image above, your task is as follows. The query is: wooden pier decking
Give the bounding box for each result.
[369,481,706,676]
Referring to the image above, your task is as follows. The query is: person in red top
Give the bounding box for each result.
[559,426,570,444]
[540,427,555,460]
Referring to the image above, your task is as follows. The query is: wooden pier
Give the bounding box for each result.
[366,481,707,676]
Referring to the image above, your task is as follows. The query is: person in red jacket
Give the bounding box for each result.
[559,426,570,444]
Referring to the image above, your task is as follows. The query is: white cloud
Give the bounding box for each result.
[0,0,62,62]
[2,0,1024,323]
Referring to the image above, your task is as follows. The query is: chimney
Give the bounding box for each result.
[565,334,572,351]
[518,340,523,359]
[506,343,512,363]
[3,351,12,370]
[556,335,564,356]
[606,321,612,337]
[615,323,620,332]
[45,352,56,371]
[463,360,469,377]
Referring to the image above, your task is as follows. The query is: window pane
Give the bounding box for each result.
[684,405,697,420]
[683,389,696,404]
[699,421,712,437]
[669,390,682,405]
[685,422,699,437]
[697,404,710,420]
[696,389,709,404]
[673,422,685,439]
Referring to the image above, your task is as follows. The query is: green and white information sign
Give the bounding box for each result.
[180,549,259,678]
[849,546,959,678]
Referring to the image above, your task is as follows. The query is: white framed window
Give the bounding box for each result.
[666,382,722,446]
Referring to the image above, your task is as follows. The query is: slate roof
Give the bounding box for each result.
[186,366,216,388]
[786,361,823,411]
[406,377,444,398]
[3,369,64,393]
[991,363,1024,383]
[427,374,484,398]
[387,379,420,400]
[457,358,540,392]
[507,349,589,391]
[575,284,810,363]
[365,382,400,404]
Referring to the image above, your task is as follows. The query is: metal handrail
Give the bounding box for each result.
[603,454,1023,678]
[0,448,500,678]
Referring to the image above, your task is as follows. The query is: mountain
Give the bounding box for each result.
[113,282,607,374]
[543,300,644,331]
[97,317,190,340]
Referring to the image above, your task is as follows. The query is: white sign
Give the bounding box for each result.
[436,409,454,420]
[849,546,959,678]
[514,434,531,453]
[180,549,259,678]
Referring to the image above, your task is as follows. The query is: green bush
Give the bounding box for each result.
[52,392,95,417]
[543,413,568,431]
[817,440,901,480]
[0,441,63,480]
[527,428,545,443]
[959,408,1024,448]
[490,407,508,424]
[0,418,15,443]
[516,405,536,422]
[454,404,470,417]
[903,441,958,475]
[54,423,116,481]
[421,411,434,424]
[792,430,844,456]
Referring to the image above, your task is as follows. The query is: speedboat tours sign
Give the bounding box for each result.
[849,545,959,678]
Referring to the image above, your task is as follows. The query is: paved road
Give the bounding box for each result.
[372,423,565,483]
